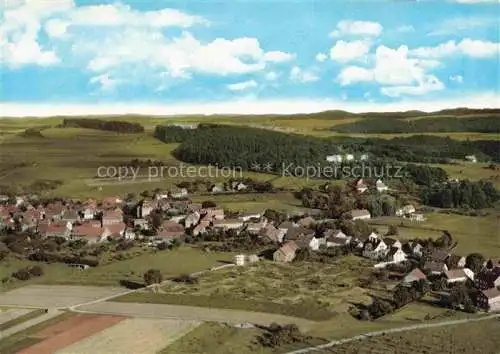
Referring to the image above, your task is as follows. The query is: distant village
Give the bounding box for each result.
[0,180,499,314]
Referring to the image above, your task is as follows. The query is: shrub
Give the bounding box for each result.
[12,268,31,281]
[28,265,43,277]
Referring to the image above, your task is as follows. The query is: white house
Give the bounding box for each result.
[465,155,477,163]
[184,212,201,228]
[213,219,244,230]
[363,240,388,260]
[326,154,342,163]
[360,154,369,161]
[408,213,425,222]
[368,232,379,241]
[444,268,474,284]
[355,179,368,193]
[387,247,407,263]
[83,206,97,220]
[350,209,371,220]
[345,154,354,162]
[376,179,388,192]
[239,212,262,222]
[296,234,320,251]
[396,204,416,217]
[171,188,188,199]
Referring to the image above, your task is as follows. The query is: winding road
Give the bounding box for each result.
[286,313,500,354]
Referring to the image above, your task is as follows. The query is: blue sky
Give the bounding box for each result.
[1,0,499,115]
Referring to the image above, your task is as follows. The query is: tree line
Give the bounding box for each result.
[62,118,145,133]
[332,115,500,134]
[421,180,499,209]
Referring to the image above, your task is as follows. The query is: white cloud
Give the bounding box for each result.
[44,19,69,38]
[330,20,383,38]
[265,71,279,81]
[396,25,415,33]
[262,51,295,63]
[77,30,292,83]
[338,66,373,86]
[227,80,258,91]
[66,3,209,28]
[381,76,444,97]
[290,66,319,83]
[315,53,328,62]
[0,0,72,67]
[330,40,371,62]
[450,75,464,83]
[428,17,496,36]
[412,39,500,58]
[0,1,212,68]
[337,45,444,97]
[90,73,121,92]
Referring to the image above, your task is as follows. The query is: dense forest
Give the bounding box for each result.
[332,115,500,134]
[154,124,199,143]
[62,118,144,133]
[171,124,337,170]
[154,125,499,174]
[421,180,499,209]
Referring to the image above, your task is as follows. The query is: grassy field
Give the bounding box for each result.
[114,256,378,321]
[161,303,476,353]
[0,123,331,211]
[160,322,267,354]
[432,162,500,188]
[369,211,499,257]
[0,247,235,291]
[319,318,500,354]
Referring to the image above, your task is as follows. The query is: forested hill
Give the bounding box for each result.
[154,124,500,172]
[332,114,500,134]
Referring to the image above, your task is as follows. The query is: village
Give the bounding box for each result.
[0,176,499,317]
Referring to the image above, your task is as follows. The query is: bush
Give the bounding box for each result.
[28,265,43,277]
[12,268,31,281]
[172,274,198,284]
[257,323,308,348]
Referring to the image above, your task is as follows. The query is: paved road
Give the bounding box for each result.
[286,313,500,353]
[0,309,61,339]
[73,301,316,330]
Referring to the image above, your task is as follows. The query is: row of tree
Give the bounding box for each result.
[333,114,500,134]
[62,118,145,133]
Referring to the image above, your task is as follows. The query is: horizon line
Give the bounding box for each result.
[1,95,499,117]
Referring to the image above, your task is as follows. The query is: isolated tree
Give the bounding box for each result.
[386,225,399,236]
[150,211,163,231]
[465,253,486,274]
[143,269,163,285]
[201,200,217,208]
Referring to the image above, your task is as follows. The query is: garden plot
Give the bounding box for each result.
[58,318,200,354]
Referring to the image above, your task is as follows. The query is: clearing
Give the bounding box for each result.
[370,212,499,257]
[114,256,377,321]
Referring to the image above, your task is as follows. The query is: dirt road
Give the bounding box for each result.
[286,313,500,353]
